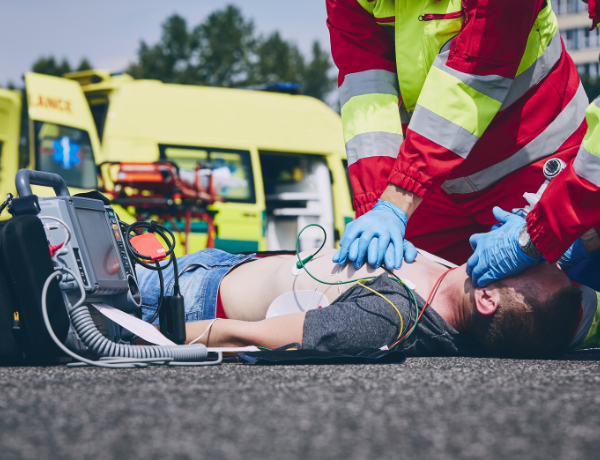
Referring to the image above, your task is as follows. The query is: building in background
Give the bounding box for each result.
[553,0,600,77]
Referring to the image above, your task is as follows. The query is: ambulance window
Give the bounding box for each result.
[34,121,98,189]
[159,144,255,203]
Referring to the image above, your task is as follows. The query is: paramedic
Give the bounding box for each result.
[467,95,600,286]
[328,1,597,279]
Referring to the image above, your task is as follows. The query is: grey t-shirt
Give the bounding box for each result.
[302,274,485,357]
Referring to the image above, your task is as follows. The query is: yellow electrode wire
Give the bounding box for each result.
[356,281,403,340]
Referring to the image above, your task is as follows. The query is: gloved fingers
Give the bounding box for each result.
[332,249,342,264]
[466,251,479,278]
[336,221,360,265]
[469,256,497,288]
[388,227,405,269]
[348,239,360,263]
[371,232,391,268]
[493,206,519,224]
[469,233,483,251]
[384,242,395,269]
[474,271,494,288]
[403,240,418,264]
[355,228,379,269]
[366,238,382,269]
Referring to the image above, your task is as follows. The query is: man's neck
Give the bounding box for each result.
[429,266,471,332]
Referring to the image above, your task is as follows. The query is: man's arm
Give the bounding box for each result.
[184,313,306,349]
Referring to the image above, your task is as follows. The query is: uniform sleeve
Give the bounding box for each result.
[527,97,600,262]
[388,0,546,198]
[327,0,403,216]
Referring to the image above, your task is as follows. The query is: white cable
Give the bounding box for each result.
[42,269,151,368]
[41,268,222,368]
[39,216,71,254]
[189,318,221,345]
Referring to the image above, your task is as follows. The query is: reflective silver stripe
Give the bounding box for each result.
[339,69,399,108]
[433,53,513,103]
[573,144,600,187]
[409,104,479,159]
[594,97,600,109]
[345,131,403,166]
[442,84,588,194]
[399,101,412,125]
[500,32,563,111]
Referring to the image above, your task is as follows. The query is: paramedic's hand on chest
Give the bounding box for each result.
[333,184,421,270]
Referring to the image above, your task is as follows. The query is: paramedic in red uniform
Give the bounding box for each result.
[329,0,600,286]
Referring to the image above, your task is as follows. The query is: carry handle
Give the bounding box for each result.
[15,169,70,198]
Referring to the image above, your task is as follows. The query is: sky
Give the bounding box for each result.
[0,0,332,86]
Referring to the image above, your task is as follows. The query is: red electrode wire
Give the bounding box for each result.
[390,266,457,348]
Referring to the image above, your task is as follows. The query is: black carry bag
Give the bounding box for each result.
[0,214,70,364]
[237,344,407,366]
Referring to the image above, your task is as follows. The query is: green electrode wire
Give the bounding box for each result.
[295,224,421,346]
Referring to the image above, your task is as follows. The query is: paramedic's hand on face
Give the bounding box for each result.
[467,207,543,287]
[332,199,417,269]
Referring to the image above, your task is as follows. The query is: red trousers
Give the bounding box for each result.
[405,133,582,266]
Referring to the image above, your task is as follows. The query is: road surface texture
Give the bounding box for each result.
[0,350,599,460]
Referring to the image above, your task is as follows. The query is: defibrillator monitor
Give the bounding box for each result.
[62,197,132,295]
[74,205,125,283]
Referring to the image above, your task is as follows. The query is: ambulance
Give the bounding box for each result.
[0,71,353,254]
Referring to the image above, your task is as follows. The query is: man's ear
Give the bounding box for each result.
[474,287,500,316]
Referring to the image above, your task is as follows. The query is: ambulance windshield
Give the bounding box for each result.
[34,121,98,189]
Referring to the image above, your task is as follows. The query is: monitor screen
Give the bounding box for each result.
[75,208,124,281]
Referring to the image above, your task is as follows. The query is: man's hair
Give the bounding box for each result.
[470,282,582,359]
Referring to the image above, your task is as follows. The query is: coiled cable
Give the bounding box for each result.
[42,268,222,368]
[123,220,179,324]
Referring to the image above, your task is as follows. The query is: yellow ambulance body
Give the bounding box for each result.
[0,71,353,254]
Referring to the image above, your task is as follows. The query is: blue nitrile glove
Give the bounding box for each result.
[332,199,417,269]
[558,238,590,271]
[467,207,543,287]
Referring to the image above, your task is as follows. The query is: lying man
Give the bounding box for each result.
[137,248,582,359]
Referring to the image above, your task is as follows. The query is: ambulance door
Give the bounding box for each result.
[260,151,336,252]
[25,72,102,195]
[0,88,22,215]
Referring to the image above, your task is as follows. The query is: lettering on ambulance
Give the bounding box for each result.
[28,95,72,113]
[573,97,600,187]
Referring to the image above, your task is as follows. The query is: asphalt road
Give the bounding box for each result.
[1,350,599,460]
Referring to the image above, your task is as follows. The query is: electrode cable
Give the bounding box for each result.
[295,224,419,348]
